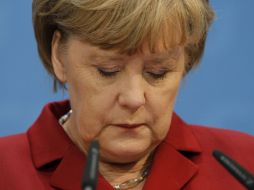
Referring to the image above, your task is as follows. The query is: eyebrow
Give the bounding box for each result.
[90,47,181,64]
[91,54,125,62]
[147,48,181,64]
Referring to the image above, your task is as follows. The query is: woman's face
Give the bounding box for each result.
[52,34,185,163]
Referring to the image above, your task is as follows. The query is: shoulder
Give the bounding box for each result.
[190,124,254,148]
[189,124,254,164]
[171,113,254,153]
[0,133,28,150]
[0,133,32,165]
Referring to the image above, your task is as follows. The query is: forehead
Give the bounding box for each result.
[93,48,181,64]
[72,39,182,63]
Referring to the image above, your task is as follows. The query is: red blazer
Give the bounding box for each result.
[1,101,254,190]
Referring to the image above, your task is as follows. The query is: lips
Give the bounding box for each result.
[113,123,145,129]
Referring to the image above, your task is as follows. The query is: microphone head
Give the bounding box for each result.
[213,150,254,190]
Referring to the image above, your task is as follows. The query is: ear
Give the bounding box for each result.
[51,31,67,83]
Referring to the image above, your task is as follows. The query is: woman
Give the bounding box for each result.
[1,0,254,190]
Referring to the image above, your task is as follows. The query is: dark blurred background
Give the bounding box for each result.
[0,0,253,136]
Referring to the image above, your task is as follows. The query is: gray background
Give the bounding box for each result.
[0,0,253,136]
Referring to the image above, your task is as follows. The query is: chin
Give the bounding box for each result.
[100,139,153,164]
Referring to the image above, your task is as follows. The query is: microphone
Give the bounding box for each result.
[213,150,254,190]
[81,140,100,190]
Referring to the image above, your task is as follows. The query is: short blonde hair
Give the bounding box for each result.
[32,0,214,91]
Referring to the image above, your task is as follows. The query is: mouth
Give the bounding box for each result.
[113,123,146,129]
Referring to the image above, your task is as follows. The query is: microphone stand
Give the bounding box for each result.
[81,140,100,190]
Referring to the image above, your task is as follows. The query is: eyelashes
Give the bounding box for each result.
[145,71,169,80]
[97,68,169,80]
[97,68,119,77]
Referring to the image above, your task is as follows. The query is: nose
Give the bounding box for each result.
[118,74,146,112]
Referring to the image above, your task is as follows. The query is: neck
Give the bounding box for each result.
[99,153,151,187]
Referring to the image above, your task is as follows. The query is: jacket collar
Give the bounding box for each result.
[27,100,72,169]
[27,101,202,190]
[143,113,202,190]
[167,112,202,153]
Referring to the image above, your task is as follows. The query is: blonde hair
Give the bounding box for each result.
[32,0,214,91]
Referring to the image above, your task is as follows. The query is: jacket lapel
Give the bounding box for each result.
[143,113,202,190]
[27,101,73,169]
[49,145,85,190]
[143,142,199,190]
[49,145,114,190]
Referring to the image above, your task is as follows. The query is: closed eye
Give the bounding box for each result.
[146,70,169,80]
[97,68,119,77]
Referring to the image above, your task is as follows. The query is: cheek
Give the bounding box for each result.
[68,78,117,142]
[148,93,176,141]
[148,77,182,140]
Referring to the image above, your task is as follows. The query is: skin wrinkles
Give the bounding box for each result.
[51,31,185,187]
